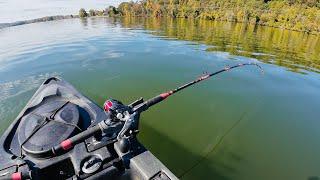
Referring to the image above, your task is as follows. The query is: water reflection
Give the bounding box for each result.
[118,17,320,74]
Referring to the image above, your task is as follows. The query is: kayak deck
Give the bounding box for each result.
[0,77,177,180]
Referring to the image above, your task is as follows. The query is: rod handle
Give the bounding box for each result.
[145,92,171,108]
[53,125,101,154]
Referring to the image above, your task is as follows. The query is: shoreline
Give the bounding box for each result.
[1,13,319,36]
[0,15,79,29]
[120,16,320,35]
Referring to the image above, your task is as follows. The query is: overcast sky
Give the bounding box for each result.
[0,0,126,23]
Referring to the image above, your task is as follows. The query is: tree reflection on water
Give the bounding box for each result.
[119,17,320,74]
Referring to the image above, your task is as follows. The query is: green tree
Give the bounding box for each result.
[79,8,88,18]
[89,9,96,16]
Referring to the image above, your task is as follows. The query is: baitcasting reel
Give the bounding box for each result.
[103,98,142,153]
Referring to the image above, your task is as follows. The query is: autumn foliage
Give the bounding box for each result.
[109,0,320,34]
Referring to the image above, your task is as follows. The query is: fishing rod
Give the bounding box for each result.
[52,62,263,154]
[4,63,263,180]
[138,62,263,112]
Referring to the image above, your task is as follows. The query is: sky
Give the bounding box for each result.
[0,0,126,23]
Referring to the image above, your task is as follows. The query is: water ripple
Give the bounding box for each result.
[0,72,61,101]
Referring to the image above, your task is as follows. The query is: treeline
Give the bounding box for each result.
[104,0,320,34]
[119,17,320,72]
[79,8,106,17]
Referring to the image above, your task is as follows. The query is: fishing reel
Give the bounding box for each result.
[103,98,143,153]
[103,99,132,121]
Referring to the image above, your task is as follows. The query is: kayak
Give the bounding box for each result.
[0,63,261,180]
[0,77,178,180]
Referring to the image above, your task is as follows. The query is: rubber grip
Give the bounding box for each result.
[69,125,101,144]
[53,125,101,154]
[145,95,164,108]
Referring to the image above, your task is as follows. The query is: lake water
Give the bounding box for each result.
[0,17,320,179]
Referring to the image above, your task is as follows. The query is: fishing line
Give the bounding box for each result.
[138,63,263,178]
[178,111,248,178]
[178,98,262,178]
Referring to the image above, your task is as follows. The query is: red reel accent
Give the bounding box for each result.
[103,100,113,112]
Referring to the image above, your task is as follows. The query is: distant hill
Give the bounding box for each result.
[0,15,77,29]
[0,23,10,29]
